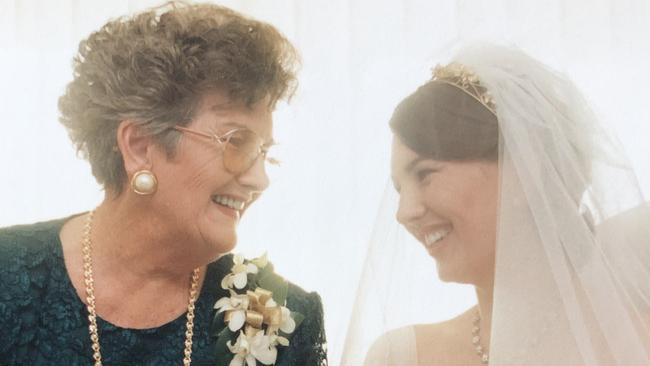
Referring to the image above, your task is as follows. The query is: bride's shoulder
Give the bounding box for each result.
[414,308,475,355]
[365,325,418,366]
[365,308,475,366]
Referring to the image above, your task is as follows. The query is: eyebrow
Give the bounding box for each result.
[391,156,425,192]
[209,101,235,112]
[405,156,426,173]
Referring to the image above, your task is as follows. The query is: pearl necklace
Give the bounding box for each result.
[472,311,489,364]
[81,210,200,366]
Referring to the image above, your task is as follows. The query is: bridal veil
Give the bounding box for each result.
[341,44,650,365]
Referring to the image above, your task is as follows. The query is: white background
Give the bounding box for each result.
[1,1,649,364]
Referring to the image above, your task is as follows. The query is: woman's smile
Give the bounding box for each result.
[211,194,247,219]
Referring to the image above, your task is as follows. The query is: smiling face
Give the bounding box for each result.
[391,136,499,286]
[147,92,273,258]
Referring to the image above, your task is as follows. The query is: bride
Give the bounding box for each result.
[341,45,650,365]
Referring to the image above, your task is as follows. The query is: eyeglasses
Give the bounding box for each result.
[173,125,279,175]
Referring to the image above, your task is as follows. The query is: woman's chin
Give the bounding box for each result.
[198,217,239,256]
[436,269,457,283]
[208,225,238,252]
[435,263,475,284]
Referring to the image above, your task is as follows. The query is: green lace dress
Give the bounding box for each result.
[0,218,327,365]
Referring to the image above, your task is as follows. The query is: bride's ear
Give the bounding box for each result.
[116,120,156,175]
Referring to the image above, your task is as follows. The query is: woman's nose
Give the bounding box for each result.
[237,154,270,193]
[396,188,426,225]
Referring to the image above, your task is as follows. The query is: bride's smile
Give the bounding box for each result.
[423,226,451,249]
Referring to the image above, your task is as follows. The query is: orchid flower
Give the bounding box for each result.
[268,332,290,347]
[248,330,278,365]
[214,293,250,332]
[222,254,259,290]
[227,328,279,366]
[264,298,296,334]
[250,252,269,269]
[279,306,296,334]
[227,332,255,366]
[217,253,299,366]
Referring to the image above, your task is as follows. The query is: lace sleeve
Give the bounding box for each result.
[279,287,328,366]
[0,226,43,364]
[0,252,21,363]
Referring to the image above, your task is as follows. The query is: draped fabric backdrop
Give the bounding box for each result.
[1,1,649,364]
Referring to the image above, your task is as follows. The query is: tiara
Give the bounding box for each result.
[431,62,497,116]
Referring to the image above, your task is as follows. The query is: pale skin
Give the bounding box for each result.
[59,91,273,329]
[365,137,499,366]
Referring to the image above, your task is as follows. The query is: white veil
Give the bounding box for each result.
[341,45,650,365]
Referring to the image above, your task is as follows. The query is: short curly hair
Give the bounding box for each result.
[59,1,299,193]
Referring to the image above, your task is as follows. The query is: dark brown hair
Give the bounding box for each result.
[389,81,498,161]
[59,1,299,192]
[390,76,596,212]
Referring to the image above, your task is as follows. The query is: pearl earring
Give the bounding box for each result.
[131,170,158,195]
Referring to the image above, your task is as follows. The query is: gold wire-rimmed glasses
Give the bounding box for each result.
[173,125,279,175]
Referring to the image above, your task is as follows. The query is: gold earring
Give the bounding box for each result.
[131,170,158,195]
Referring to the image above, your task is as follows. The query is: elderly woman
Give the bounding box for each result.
[0,3,326,365]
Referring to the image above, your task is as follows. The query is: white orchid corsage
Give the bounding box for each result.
[212,253,304,366]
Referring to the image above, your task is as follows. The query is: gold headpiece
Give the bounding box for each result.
[431,62,497,116]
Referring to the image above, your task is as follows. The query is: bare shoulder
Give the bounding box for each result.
[365,307,477,366]
[365,325,418,366]
[414,307,478,365]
